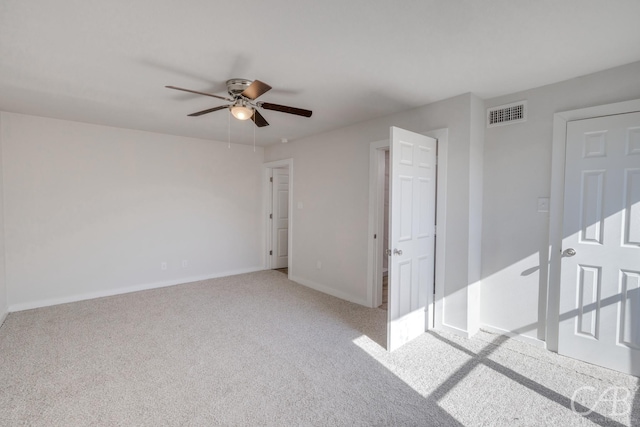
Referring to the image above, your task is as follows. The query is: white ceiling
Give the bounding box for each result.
[1,0,640,146]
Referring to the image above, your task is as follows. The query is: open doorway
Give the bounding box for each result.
[379,150,391,310]
[379,149,390,311]
[367,128,449,342]
[264,159,293,278]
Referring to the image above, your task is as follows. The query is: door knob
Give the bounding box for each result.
[393,248,403,256]
[562,248,577,257]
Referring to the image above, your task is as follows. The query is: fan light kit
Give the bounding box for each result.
[166,78,312,128]
[230,103,254,121]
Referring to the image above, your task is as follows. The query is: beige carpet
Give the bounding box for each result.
[0,270,638,426]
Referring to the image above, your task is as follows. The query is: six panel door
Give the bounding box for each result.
[559,112,640,376]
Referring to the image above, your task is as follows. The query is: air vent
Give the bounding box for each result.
[487,101,527,127]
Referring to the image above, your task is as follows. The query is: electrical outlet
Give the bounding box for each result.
[181,260,188,268]
[161,262,167,270]
[537,197,549,213]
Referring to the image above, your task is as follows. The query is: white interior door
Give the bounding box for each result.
[388,127,437,352]
[559,111,640,376]
[272,168,289,269]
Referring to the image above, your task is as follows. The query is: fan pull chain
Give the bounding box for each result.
[227,110,231,149]
[253,119,256,152]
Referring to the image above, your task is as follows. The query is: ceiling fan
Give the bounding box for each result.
[165,79,312,127]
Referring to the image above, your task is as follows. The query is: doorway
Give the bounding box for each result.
[549,103,640,376]
[376,149,390,311]
[559,111,640,376]
[264,159,293,277]
[271,167,289,270]
[367,127,449,351]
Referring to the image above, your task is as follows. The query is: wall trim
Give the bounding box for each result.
[8,266,264,312]
[289,275,370,307]
[546,98,640,352]
[481,324,546,349]
[0,310,7,327]
[440,322,471,339]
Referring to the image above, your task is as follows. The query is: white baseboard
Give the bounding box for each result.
[0,309,7,327]
[438,322,472,339]
[8,266,264,313]
[480,324,546,349]
[289,275,369,307]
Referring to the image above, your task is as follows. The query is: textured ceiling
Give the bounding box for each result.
[1,0,640,146]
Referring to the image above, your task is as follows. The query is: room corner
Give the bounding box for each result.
[0,112,7,325]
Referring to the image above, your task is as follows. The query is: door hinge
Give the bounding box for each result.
[434,225,437,236]
[374,234,377,239]
[269,250,273,255]
[270,177,273,183]
[270,213,273,219]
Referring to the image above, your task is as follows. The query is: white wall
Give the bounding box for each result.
[0,113,264,310]
[5,62,635,337]
[466,94,485,334]
[0,113,7,323]
[265,93,482,334]
[481,61,640,342]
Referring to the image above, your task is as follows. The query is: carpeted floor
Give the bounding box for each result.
[0,270,638,426]
[273,267,288,276]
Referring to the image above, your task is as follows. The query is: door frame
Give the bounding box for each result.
[263,159,294,276]
[270,166,290,269]
[546,99,640,352]
[367,128,449,331]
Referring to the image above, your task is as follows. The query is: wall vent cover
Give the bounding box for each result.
[487,101,527,127]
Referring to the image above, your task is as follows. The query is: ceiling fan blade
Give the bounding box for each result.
[241,80,272,100]
[166,85,231,101]
[188,105,229,117]
[260,102,312,117]
[251,109,269,127]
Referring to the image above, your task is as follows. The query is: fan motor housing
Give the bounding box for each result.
[226,79,252,98]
